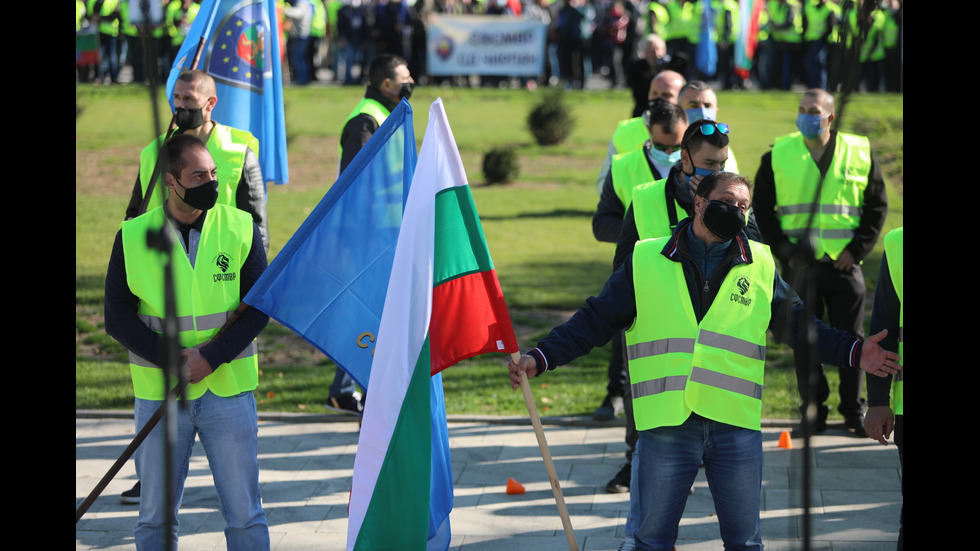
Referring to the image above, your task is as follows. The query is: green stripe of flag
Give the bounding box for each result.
[433,186,493,286]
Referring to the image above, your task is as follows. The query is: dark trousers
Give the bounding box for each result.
[784,261,867,422]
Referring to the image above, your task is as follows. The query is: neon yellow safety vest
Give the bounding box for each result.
[768,0,803,43]
[630,178,686,240]
[611,148,658,214]
[612,117,649,156]
[339,97,391,162]
[712,0,739,44]
[647,2,669,38]
[627,237,775,431]
[311,0,327,38]
[139,123,259,214]
[803,0,839,42]
[771,131,871,260]
[665,0,697,42]
[121,205,258,400]
[884,227,903,415]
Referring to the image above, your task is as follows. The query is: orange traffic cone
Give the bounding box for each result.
[505,477,526,495]
[778,429,793,449]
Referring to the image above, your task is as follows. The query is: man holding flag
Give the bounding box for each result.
[125,70,270,252]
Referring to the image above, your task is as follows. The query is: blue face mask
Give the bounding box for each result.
[685,107,717,123]
[797,113,829,140]
[685,167,716,192]
[650,147,681,166]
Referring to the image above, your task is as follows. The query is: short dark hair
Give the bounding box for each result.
[678,80,712,99]
[161,134,208,179]
[176,69,216,97]
[682,119,730,156]
[646,98,687,134]
[368,54,408,89]
[695,171,751,200]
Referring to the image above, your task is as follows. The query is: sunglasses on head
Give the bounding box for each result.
[697,122,730,136]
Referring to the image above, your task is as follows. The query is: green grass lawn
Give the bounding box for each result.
[76,85,902,419]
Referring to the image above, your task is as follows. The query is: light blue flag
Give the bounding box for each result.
[696,0,718,77]
[244,99,453,549]
[246,100,415,390]
[166,0,289,186]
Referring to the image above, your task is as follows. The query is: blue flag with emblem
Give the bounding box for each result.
[166,0,289,186]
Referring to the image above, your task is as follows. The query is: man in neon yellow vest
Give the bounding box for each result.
[509,172,900,550]
[594,70,686,195]
[105,135,270,549]
[866,226,903,550]
[593,100,688,243]
[125,70,269,252]
[328,54,414,413]
[754,88,888,437]
[338,54,414,173]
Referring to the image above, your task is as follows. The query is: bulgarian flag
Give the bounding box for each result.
[347,99,519,550]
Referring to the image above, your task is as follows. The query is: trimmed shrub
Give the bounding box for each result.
[527,88,575,146]
[482,146,519,185]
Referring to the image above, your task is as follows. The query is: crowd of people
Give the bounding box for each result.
[89,4,904,550]
[77,0,902,93]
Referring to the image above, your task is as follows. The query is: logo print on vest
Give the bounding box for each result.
[731,276,752,306]
[212,253,237,282]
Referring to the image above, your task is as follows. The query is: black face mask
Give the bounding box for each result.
[700,199,745,241]
[398,82,414,100]
[174,105,206,133]
[174,178,219,210]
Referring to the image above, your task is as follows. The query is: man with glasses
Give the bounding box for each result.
[594,71,687,195]
[615,119,761,269]
[677,80,739,175]
[593,100,688,244]
[753,88,888,437]
[600,119,761,520]
[509,171,900,551]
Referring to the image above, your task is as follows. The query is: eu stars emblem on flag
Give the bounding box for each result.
[206,0,271,93]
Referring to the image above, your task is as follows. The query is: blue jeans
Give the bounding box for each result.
[134,391,269,551]
[632,414,763,551]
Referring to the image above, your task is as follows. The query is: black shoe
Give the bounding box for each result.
[605,463,631,493]
[120,481,140,505]
[844,415,868,438]
[593,394,625,421]
[326,392,364,417]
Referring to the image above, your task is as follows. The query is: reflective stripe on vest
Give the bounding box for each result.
[884,227,903,415]
[611,148,657,214]
[138,123,258,213]
[627,236,775,431]
[121,205,258,400]
[771,132,871,260]
[612,117,648,156]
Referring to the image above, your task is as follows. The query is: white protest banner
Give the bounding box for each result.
[427,15,547,77]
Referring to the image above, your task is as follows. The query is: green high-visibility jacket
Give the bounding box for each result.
[627,236,775,431]
[771,131,871,260]
[122,205,258,400]
[138,123,259,214]
[884,227,903,415]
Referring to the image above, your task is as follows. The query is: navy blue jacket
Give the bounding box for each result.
[529,218,862,374]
